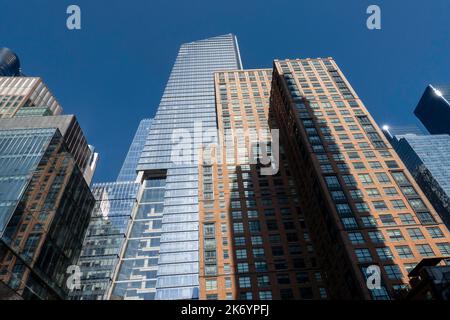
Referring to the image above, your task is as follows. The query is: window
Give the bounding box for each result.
[239,292,252,300]
[387,229,404,241]
[391,199,407,210]
[257,275,270,287]
[369,161,382,169]
[392,172,409,185]
[373,201,388,211]
[399,213,415,225]
[359,174,373,185]
[355,248,372,262]
[395,245,414,259]
[407,228,425,240]
[437,243,450,255]
[384,265,403,280]
[409,199,427,211]
[336,203,352,215]
[236,249,247,259]
[366,188,380,197]
[355,202,370,213]
[380,214,396,226]
[237,263,249,273]
[259,291,272,300]
[349,189,363,200]
[325,176,341,188]
[416,212,436,224]
[427,227,444,238]
[233,223,244,233]
[384,187,399,196]
[349,232,365,244]
[368,231,385,243]
[239,277,251,288]
[376,247,393,260]
[255,262,267,272]
[361,216,377,227]
[205,279,217,291]
[342,217,358,229]
[416,244,435,257]
[277,274,290,284]
[375,173,391,184]
[296,272,309,284]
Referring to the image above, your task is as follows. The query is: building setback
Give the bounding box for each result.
[117,119,153,182]
[267,58,450,299]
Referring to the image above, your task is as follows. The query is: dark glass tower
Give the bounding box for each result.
[414,85,450,135]
[0,48,22,76]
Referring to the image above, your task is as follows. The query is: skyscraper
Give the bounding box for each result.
[414,85,450,135]
[0,125,95,299]
[385,133,450,231]
[111,34,243,300]
[197,69,328,300]
[269,58,450,299]
[117,118,153,182]
[0,53,97,299]
[0,48,22,77]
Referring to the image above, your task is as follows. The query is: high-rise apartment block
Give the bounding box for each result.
[268,58,450,299]
[197,69,328,300]
[414,85,450,135]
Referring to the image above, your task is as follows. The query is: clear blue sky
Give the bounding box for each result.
[1,0,449,182]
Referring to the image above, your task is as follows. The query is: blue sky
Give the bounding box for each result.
[1,0,449,182]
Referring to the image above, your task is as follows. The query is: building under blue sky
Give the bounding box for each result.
[1,0,449,182]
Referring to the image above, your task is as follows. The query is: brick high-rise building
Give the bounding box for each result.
[268,58,450,299]
[197,69,328,300]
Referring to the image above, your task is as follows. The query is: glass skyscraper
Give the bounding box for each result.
[110,34,243,300]
[0,48,22,77]
[386,133,450,230]
[414,85,450,135]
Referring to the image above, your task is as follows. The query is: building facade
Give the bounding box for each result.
[269,58,450,299]
[414,85,450,135]
[385,133,450,231]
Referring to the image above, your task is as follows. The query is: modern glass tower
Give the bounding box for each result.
[0,48,22,77]
[385,133,450,231]
[111,34,243,300]
[414,85,450,135]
